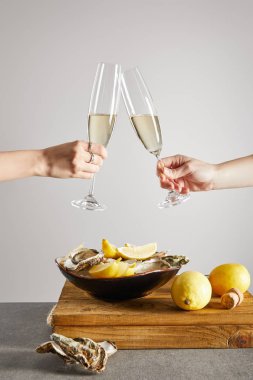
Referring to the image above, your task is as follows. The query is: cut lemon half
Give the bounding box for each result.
[117,243,157,260]
[89,261,118,278]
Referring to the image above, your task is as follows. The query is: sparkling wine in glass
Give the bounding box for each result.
[71,63,121,211]
[121,67,190,208]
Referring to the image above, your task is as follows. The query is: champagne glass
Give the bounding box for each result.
[121,67,190,208]
[71,62,121,211]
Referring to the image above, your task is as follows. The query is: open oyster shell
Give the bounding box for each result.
[36,333,117,373]
[58,244,104,272]
[57,244,189,277]
[159,254,190,267]
[130,253,189,274]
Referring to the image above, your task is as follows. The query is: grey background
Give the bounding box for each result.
[0,0,252,301]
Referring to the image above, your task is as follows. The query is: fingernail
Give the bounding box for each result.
[164,168,172,177]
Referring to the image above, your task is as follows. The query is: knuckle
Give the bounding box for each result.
[71,157,78,167]
[71,159,79,174]
[71,150,79,160]
[73,140,83,152]
[185,162,192,171]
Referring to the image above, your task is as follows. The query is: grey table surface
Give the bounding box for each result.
[0,303,252,380]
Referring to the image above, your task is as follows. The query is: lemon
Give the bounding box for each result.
[171,271,212,311]
[89,261,118,278]
[89,260,136,278]
[125,267,135,276]
[102,239,119,259]
[117,243,157,260]
[114,262,129,277]
[209,263,251,295]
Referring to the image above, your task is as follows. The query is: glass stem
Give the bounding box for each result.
[156,154,175,195]
[88,175,96,196]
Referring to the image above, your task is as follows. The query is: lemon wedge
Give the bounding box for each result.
[117,243,157,260]
[125,267,136,276]
[102,239,119,259]
[89,260,136,278]
[89,261,118,278]
[114,262,129,277]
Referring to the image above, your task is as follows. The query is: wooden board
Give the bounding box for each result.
[51,280,253,349]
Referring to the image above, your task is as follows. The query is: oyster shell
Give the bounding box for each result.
[134,259,166,274]
[160,254,189,267]
[36,333,117,373]
[133,254,189,274]
[58,244,104,272]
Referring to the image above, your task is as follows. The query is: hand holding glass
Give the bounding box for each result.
[71,62,121,211]
[121,67,190,207]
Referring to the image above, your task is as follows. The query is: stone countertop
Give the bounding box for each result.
[0,303,252,380]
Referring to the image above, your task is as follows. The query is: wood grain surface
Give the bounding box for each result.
[52,280,253,349]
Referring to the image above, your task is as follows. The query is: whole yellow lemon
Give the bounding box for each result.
[171,271,212,311]
[209,263,251,295]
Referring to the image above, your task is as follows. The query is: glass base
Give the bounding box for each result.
[71,195,106,211]
[158,191,190,208]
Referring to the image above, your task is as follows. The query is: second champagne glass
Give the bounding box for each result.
[71,62,121,211]
[121,67,190,208]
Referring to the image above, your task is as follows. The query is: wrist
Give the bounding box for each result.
[211,163,224,190]
[33,149,48,177]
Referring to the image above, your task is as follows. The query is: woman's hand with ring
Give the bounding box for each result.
[37,140,107,179]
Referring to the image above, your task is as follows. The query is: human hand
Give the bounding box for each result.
[157,155,216,193]
[38,141,107,179]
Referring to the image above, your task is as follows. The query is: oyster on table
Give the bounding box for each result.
[36,333,117,373]
[57,244,104,272]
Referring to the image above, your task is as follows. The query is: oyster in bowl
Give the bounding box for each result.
[56,244,189,300]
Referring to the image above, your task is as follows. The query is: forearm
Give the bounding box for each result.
[0,150,45,181]
[213,155,253,190]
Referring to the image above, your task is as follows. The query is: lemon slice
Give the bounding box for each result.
[102,239,119,259]
[114,262,129,277]
[89,261,118,278]
[125,267,136,277]
[117,243,157,260]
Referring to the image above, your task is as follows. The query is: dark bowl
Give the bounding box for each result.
[56,259,180,300]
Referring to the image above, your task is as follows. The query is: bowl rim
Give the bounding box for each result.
[55,258,180,281]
